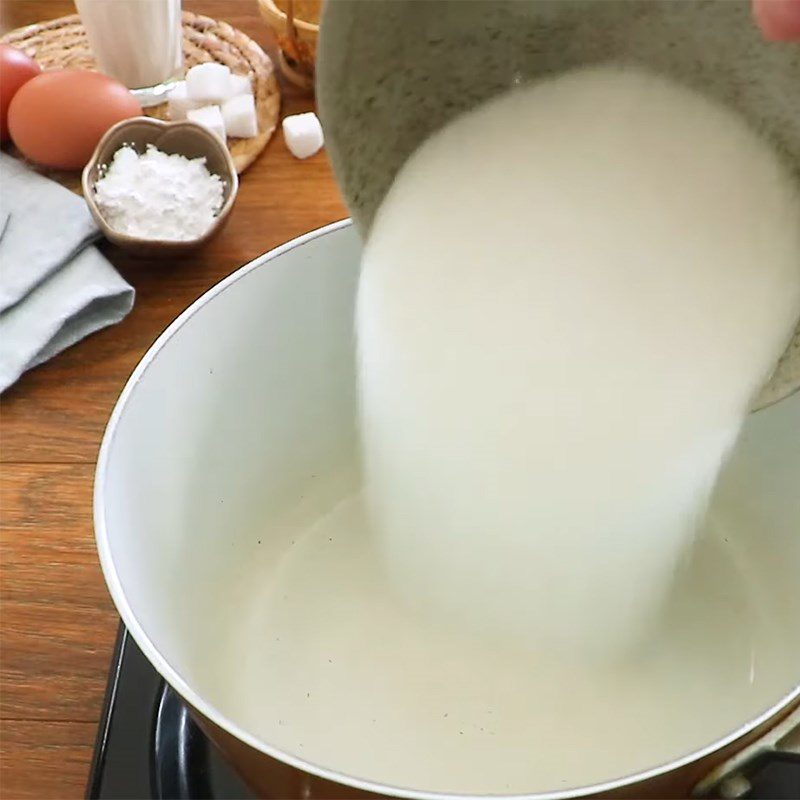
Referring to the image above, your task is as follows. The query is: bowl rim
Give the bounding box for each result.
[93,219,800,800]
[81,116,239,248]
[261,0,320,33]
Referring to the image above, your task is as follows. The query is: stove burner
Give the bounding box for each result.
[86,624,254,799]
[152,683,214,799]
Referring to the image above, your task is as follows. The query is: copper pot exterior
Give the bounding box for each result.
[188,698,800,800]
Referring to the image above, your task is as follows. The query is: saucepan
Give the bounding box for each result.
[94,1,800,797]
[95,221,799,799]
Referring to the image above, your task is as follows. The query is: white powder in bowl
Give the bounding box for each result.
[93,145,225,241]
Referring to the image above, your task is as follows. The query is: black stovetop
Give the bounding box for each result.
[86,623,255,799]
[87,622,799,800]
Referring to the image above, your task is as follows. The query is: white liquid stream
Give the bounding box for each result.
[357,67,800,659]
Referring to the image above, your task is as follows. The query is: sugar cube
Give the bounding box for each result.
[282,112,324,160]
[187,105,226,142]
[166,81,202,121]
[229,73,253,96]
[222,94,258,139]
[186,62,232,104]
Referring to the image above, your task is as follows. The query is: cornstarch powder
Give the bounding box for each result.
[93,145,224,241]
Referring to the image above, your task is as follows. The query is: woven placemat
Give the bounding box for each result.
[2,11,280,190]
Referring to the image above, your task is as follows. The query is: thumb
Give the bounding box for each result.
[753,0,800,41]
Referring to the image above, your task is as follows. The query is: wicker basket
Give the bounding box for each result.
[258,0,320,92]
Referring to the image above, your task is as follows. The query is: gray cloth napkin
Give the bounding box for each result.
[0,153,135,393]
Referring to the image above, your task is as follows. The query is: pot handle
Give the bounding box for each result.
[692,704,800,799]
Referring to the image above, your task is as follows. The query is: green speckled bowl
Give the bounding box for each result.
[317,0,800,409]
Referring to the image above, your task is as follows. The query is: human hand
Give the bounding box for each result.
[753,0,800,40]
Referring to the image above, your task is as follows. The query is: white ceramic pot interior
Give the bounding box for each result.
[95,222,800,799]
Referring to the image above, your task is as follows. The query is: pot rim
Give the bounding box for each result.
[94,219,800,800]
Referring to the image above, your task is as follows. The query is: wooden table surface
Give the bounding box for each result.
[0,3,347,796]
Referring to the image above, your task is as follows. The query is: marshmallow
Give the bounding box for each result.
[229,73,253,96]
[187,105,226,142]
[186,62,232,104]
[166,81,202,121]
[222,94,258,139]
[282,112,324,159]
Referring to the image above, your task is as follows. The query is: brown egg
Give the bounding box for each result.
[8,69,142,170]
[0,44,41,142]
